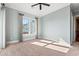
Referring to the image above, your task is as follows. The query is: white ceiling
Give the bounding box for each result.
[0,3,1,7]
[71,3,79,13]
[5,3,70,17]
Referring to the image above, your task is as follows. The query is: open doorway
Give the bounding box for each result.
[75,16,79,42]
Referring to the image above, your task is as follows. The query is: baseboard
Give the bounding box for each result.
[7,40,19,44]
[23,39,34,41]
[7,39,34,44]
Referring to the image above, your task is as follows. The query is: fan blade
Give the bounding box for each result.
[1,3,5,6]
[31,3,39,7]
[42,3,50,6]
[39,4,42,10]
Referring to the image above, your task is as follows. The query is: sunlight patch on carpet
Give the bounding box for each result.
[45,44,70,53]
[53,42,71,47]
[40,40,52,43]
[31,42,47,46]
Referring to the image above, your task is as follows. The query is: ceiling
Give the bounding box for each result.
[71,3,79,14]
[5,3,70,17]
[0,3,1,7]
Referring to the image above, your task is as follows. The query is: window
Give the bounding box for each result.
[22,16,36,35]
[23,17,29,34]
[30,20,35,34]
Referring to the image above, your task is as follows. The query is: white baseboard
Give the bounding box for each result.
[7,40,19,44]
[7,39,34,44]
[7,37,35,44]
[22,39,34,41]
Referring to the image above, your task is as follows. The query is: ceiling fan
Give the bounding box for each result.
[31,3,50,10]
[1,3,5,6]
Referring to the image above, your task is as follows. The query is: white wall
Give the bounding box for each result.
[6,7,36,43]
[40,6,71,45]
[6,7,20,42]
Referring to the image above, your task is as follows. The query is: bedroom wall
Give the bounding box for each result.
[6,7,35,43]
[40,6,71,45]
[6,7,20,42]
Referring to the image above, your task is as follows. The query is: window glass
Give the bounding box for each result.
[23,17,29,34]
[22,16,36,35]
[30,20,35,34]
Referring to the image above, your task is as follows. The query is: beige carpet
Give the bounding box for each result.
[0,39,79,56]
[40,40,52,43]
[45,44,69,53]
[31,42,47,46]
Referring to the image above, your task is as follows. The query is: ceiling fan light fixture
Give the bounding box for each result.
[31,3,50,10]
